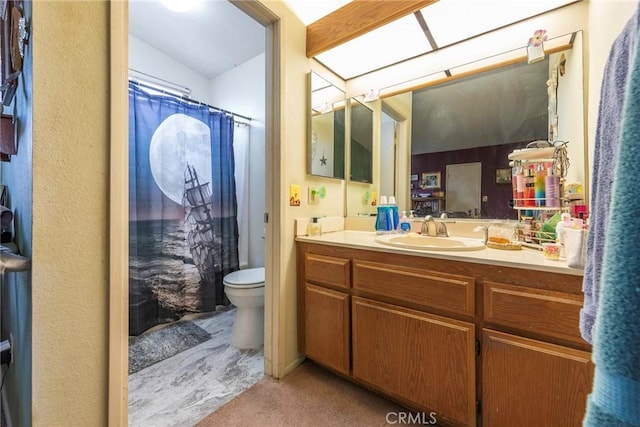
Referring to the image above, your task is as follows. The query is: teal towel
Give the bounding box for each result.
[584,7,640,425]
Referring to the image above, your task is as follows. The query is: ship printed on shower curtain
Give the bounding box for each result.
[128,82,239,336]
[184,164,223,289]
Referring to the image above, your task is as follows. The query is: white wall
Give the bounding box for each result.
[129,35,211,103]
[210,53,267,269]
[587,0,638,176]
[554,31,587,192]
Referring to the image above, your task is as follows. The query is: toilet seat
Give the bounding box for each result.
[223,267,265,289]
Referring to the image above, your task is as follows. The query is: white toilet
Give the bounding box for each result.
[223,267,265,349]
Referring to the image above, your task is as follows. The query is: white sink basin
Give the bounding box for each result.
[375,233,485,251]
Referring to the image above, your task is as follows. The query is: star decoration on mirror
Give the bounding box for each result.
[320,153,327,166]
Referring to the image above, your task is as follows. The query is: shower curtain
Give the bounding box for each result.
[128,82,239,335]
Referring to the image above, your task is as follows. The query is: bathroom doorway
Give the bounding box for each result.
[446,162,482,218]
[110,1,281,425]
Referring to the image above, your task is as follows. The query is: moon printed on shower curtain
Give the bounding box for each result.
[148,113,212,205]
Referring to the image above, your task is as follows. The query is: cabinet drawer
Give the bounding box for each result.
[353,260,475,316]
[304,253,351,290]
[484,281,585,345]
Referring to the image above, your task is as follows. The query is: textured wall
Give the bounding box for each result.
[31,2,109,425]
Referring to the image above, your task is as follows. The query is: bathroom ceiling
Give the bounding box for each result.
[128,0,266,79]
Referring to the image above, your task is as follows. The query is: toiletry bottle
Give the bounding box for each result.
[534,163,546,206]
[524,166,535,207]
[307,217,321,236]
[555,213,573,259]
[545,168,560,207]
[512,167,519,207]
[388,196,399,233]
[399,211,411,234]
[375,196,391,234]
[515,166,524,208]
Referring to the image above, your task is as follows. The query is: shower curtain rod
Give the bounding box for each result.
[128,70,253,123]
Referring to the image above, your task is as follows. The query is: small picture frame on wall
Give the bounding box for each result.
[421,171,441,189]
[495,168,512,184]
[0,0,25,106]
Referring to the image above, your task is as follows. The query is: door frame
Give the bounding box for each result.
[108,2,282,425]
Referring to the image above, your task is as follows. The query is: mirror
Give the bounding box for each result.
[309,71,345,179]
[346,31,586,220]
[349,97,373,183]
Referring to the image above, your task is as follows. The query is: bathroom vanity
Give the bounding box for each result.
[296,231,592,427]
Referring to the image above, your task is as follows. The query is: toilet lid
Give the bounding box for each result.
[224,267,265,288]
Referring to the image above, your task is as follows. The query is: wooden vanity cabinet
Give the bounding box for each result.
[482,280,593,426]
[482,329,592,427]
[352,297,476,427]
[304,283,350,375]
[298,243,478,426]
[299,252,351,376]
[296,242,592,427]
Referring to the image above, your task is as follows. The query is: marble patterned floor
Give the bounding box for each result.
[128,308,264,427]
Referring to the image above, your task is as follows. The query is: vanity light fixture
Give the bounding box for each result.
[363,89,380,102]
[314,102,333,114]
[527,29,547,64]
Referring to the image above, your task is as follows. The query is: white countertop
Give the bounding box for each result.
[296,230,584,276]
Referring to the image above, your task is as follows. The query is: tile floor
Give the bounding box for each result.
[128,308,264,427]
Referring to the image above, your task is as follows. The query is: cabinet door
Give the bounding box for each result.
[304,283,350,375]
[352,296,476,427]
[482,329,593,427]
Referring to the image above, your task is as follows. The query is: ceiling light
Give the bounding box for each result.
[313,102,333,114]
[363,89,380,102]
[160,0,202,13]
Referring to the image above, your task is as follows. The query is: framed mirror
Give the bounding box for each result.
[345,31,586,220]
[308,71,345,179]
[349,97,373,183]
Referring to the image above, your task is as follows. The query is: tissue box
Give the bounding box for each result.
[564,228,587,268]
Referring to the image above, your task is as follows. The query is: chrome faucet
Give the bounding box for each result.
[475,223,490,244]
[421,215,449,237]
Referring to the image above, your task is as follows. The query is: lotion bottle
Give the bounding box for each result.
[399,211,411,234]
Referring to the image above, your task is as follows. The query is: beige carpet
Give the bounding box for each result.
[197,360,416,426]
